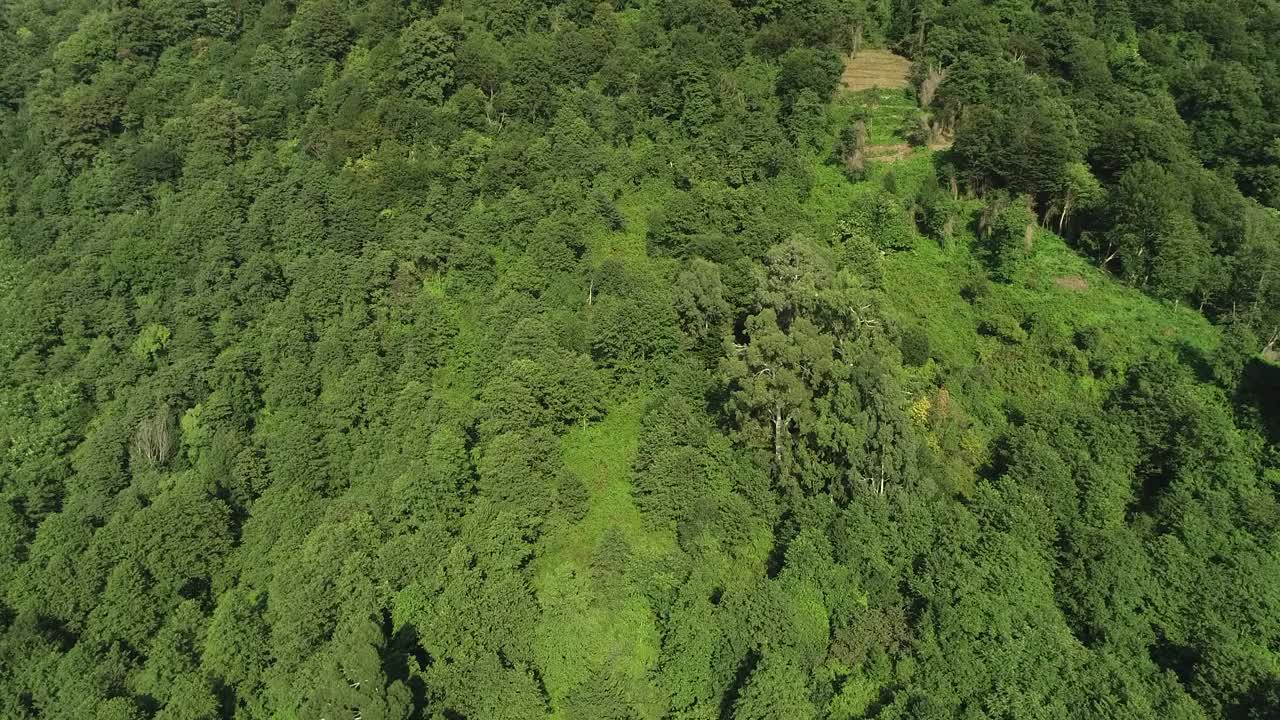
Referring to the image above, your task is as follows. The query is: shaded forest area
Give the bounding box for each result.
[0,0,1279,718]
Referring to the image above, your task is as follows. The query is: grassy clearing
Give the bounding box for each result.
[801,136,1218,395]
[875,186,1218,427]
[544,397,677,570]
[800,143,1221,490]
[533,398,674,718]
[528,90,1221,713]
[530,160,682,716]
[585,179,664,267]
[830,87,918,146]
[801,151,937,237]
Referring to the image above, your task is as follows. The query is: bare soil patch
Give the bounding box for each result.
[863,143,912,163]
[1054,276,1089,291]
[841,49,913,92]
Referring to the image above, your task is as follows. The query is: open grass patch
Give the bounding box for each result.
[532,398,675,718]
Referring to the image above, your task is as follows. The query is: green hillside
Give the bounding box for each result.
[1,1,1279,719]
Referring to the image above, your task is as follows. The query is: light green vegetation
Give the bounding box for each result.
[1,0,1279,718]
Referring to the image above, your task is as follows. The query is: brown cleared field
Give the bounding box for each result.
[1055,276,1089,291]
[840,49,912,91]
[864,142,912,163]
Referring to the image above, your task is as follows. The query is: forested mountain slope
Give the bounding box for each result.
[0,1,1278,718]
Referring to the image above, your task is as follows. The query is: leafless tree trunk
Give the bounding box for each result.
[1099,238,1121,269]
[484,88,501,127]
[1040,201,1057,228]
[850,23,863,57]
[913,9,929,57]
[773,409,784,466]
[1022,195,1037,250]
[133,405,174,468]
[843,120,868,176]
[918,66,946,109]
[852,119,868,148]
[1251,262,1274,320]
[846,150,866,176]
[978,196,1008,239]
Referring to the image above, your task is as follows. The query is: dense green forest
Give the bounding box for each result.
[1,0,1279,717]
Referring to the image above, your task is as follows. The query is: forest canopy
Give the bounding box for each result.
[1,0,1279,718]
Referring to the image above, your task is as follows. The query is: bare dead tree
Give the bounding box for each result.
[1263,328,1279,359]
[912,6,930,57]
[132,405,175,468]
[909,114,930,146]
[910,113,949,147]
[1022,195,1037,250]
[1058,190,1075,233]
[1096,232,1133,271]
[718,74,746,114]
[483,88,503,128]
[840,120,869,177]
[977,196,1010,239]
[929,117,948,145]
[845,150,867,177]
[849,23,864,57]
[918,65,946,109]
[1040,199,1059,228]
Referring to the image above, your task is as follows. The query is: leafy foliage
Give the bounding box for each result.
[0,0,1277,718]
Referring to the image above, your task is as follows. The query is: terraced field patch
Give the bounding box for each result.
[840,48,912,91]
